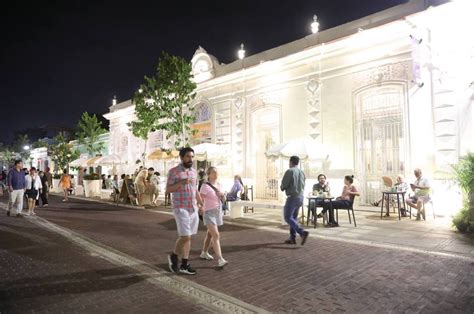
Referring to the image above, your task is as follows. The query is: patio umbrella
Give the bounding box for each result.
[69,157,88,167]
[265,137,328,160]
[192,143,227,161]
[91,154,124,166]
[147,149,179,161]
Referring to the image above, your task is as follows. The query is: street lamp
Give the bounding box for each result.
[238,43,246,60]
[112,95,117,106]
[311,15,319,34]
[23,145,30,150]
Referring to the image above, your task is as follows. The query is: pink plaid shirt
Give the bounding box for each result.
[167,164,198,212]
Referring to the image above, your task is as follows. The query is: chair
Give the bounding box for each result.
[422,198,435,220]
[241,185,254,213]
[335,195,357,227]
[306,199,327,228]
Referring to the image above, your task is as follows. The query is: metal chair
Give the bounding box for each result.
[335,195,357,227]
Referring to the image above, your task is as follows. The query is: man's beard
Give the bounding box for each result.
[183,161,193,168]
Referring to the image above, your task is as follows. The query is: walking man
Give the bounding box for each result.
[281,156,309,245]
[167,147,204,275]
[7,160,26,217]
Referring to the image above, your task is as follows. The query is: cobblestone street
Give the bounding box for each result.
[1,195,473,313]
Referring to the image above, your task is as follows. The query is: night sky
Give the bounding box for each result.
[0,0,408,144]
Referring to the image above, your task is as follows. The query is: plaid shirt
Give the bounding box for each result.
[167,164,198,212]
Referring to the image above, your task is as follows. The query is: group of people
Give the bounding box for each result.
[166,147,229,275]
[133,167,162,206]
[4,160,54,217]
[371,169,431,220]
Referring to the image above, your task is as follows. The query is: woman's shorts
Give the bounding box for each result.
[203,208,223,226]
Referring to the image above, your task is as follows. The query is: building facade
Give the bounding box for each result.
[105,0,474,213]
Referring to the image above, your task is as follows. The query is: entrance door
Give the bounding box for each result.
[250,107,280,200]
[355,85,408,204]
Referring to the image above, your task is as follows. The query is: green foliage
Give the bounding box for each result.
[452,153,474,194]
[53,174,61,179]
[13,134,31,161]
[76,112,107,157]
[49,132,80,173]
[32,139,49,149]
[452,153,474,233]
[84,173,101,180]
[0,148,15,165]
[452,206,471,233]
[130,51,197,149]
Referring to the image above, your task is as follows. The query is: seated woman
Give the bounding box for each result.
[372,175,409,216]
[319,175,360,227]
[226,175,243,201]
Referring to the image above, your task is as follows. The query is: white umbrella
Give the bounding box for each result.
[265,137,328,160]
[192,143,227,161]
[92,154,124,166]
[69,157,89,167]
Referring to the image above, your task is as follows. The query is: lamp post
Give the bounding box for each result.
[311,15,319,34]
[238,43,246,60]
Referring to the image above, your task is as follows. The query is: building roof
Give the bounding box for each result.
[210,0,447,78]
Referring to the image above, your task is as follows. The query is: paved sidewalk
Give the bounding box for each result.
[2,195,472,313]
[0,212,211,313]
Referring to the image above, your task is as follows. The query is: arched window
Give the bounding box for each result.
[191,102,213,143]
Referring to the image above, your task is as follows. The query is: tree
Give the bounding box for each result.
[452,153,474,233]
[130,52,197,153]
[76,112,107,157]
[13,134,31,162]
[49,132,80,173]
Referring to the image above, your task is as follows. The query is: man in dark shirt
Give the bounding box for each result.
[309,174,331,218]
[7,160,26,217]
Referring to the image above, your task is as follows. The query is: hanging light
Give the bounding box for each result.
[138,88,143,94]
[311,15,319,34]
[238,43,246,60]
[23,145,30,150]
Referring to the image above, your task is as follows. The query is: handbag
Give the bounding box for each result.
[205,182,227,212]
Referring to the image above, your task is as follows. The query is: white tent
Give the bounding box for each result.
[192,143,227,161]
[69,157,89,167]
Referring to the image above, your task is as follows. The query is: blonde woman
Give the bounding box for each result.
[134,168,149,205]
[25,168,41,215]
[199,167,228,268]
[59,169,71,202]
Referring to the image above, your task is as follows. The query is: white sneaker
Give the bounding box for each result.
[218,258,228,268]
[200,251,214,260]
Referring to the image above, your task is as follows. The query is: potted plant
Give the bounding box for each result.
[52,173,62,193]
[83,173,101,198]
[452,153,474,233]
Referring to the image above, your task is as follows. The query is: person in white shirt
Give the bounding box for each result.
[25,167,42,216]
[406,168,431,220]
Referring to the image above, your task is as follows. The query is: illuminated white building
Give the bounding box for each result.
[105,0,474,210]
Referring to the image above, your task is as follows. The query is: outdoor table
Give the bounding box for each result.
[306,196,334,228]
[380,191,407,220]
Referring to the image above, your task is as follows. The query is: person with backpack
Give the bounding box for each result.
[199,166,228,268]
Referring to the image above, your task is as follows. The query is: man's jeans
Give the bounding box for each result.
[10,189,24,214]
[284,195,304,240]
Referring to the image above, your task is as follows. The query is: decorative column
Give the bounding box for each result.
[307,78,321,140]
[233,97,244,174]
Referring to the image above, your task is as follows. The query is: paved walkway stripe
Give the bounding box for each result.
[49,194,474,262]
[0,205,269,314]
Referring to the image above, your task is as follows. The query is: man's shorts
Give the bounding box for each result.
[172,208,199,236]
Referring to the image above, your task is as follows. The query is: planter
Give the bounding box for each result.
[52,179,61,193]
[83,179,101,198]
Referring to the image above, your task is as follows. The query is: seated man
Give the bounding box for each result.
[320,175,359,227]
[406,168,431,220]
[308,174,330,218]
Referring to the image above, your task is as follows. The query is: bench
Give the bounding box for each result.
[227,200,294,225]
